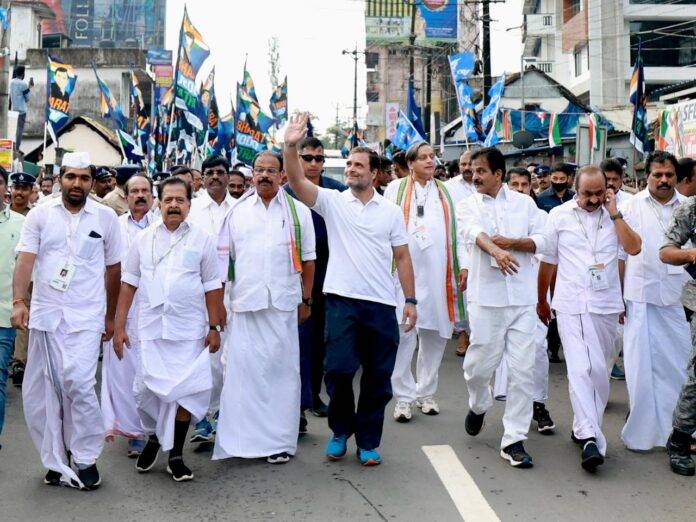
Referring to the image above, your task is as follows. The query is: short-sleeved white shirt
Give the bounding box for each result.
[17,197,122,333]
[311,187,408,306]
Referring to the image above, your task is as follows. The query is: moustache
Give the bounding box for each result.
[257,178,272,185]
[657,183,670,189]
[167,208,181,215]
[135,197,147,205]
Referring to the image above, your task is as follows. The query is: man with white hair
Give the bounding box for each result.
[12,152,122,490]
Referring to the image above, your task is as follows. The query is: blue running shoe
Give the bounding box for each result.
[610,364,625,381]
[357,447,382,466]
[210,411,219,435]
[127,438,146,458]
[325,434,348,461]
[189,418,213,443]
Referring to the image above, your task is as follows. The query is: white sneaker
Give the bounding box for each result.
[393,401,412,422]
[417,397,440,415]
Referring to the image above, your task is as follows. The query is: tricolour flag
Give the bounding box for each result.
[548,112,561,148]
[655,109,669,151]
[629,49,649,153]
[588,113,601,151]
[501,111,512,141]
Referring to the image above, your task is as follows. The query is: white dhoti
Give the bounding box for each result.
[494,320,549,403]
[556,312,617,455]
[213,307,300,459]
[464,304,536,448]
[207,288,232,416]
[23,322,103,486]
[100,321,144,440]
[391,327,448,403]
[135,337,212,452]
[622,301,691,450]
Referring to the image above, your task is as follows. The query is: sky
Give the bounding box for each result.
[165,0,522,135]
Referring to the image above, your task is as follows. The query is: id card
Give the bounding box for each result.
[413,224,433,250]
[49,261,76,292]
[589,263,609,291]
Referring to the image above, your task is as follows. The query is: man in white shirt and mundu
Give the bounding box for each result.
[114,176,224,482]
[621,151,691,451]
[213,151,316,465]
[284,113,416,466]
[538,165,641,471]
[456,147,548,468]
[12,152,122,490]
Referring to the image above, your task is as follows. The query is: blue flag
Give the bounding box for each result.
[94,66,128,131]
[448,52,481,143]
[269,76,288,125]
[407,79,426,138]
[392,110,425,151]
[629,47,649,154]
[481,73,506,133]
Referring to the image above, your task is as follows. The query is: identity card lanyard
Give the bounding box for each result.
[414,180,432,219]
[647,197,684,275]
[574,208,609,291]
[48,208,83,292]
[151,226,190,271]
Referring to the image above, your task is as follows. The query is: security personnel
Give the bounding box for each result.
[9,172,36,216]
[93,167,115,200]
[102,165,141,216]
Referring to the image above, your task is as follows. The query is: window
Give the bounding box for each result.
[567,0,582,19]
[574,48,583,77]
[630,21,696,67]
[366,52,379,69]
[367,91,380,102]
[542,15,552,26]
[538,62,552,73]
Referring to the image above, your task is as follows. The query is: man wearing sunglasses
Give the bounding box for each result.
[285,137,346,430]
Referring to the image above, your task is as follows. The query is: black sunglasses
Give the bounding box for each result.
[300,154,325,163]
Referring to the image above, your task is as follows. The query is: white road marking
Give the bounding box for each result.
[422,444,500,522]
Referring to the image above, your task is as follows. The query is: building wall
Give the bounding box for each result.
[9,6,44,61]
[40,123,121,165]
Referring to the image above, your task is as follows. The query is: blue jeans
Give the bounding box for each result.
[0,327,16,436]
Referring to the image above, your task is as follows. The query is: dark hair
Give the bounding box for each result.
[159,176,191,201]
[527,162,538,168]
[646,150,679,176]
[378,155,393,171]
[447,160,459,176]
[13,65,25,79]
[392,151,408,170]
[0,166,7,185]
[349,146,380,171]
[678,157,695,183]
[252,151,283,171]
[298,137,324,151]
[202,154,230,173]
[125,174,153,194]
[506,166,531,183]
[600,158,623,176]
[470,147,506,178]
[551,161,575,177]
[229,170,246,182]
[172,166,193,177]
[405,142,432,163]
[574,165,606,191]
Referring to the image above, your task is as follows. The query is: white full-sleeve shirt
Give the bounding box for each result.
[622,189,688,306]
[119,210,156,322]
[540,199,625,315]
[188,190,236,237]
[122,218,221,341]
[445,174,476,205]
[221,191,316,313]
[456,184,547,307]
[16,197,122,333]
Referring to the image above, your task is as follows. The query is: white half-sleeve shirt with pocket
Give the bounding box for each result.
[16,197,122,333]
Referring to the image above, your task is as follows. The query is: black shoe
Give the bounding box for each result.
[299,411,308,434]
[136,438,160,473]
[548,351,563,363]
[500,441,533,468]
[581,441,604,472]
[77,464,101,490]
[167,456,194,482]
[267,452,291,464]
[533,402,555,434]
[311,398,328,418]
[11,361,24,387]
[667,431,696,476]
[465,410,485,436]
[44,469,61,486]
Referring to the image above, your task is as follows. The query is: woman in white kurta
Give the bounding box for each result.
[385,143,461,421]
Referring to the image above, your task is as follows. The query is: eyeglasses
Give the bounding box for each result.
[253,168,280,175]
[300,154,325,163]
[203,168,228,177]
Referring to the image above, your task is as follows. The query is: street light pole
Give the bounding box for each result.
[342,47,360,127]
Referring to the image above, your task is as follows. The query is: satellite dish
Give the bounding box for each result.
[512,130,534,150]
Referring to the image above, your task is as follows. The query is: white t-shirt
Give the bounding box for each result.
[311,187,408,306]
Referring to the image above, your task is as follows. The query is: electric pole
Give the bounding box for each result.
[0,0,10,144]
[342,46,365,128]
[482,0,492,105]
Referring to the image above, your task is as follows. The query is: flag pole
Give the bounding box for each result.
[42,122,48,162]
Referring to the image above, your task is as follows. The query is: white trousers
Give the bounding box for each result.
[391,327,448,403]
[494,320,549,402]
[214,307,300,459]
[23,323,103,486]
[464,304,536,449]
[134,337,212,452]
[208,333,225,416]
[622,301,691,450]
[100,320,144,440]
[557,312,617,455]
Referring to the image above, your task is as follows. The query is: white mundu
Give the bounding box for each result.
[187,190,236,418]
[620,190,691,450]
[101,211,154,441]
[457,185,547,449]
[18,197,121,485]
[384,178,457,406]
[214,190,316,460]
[122,218,221,451]
[540,200,625,455]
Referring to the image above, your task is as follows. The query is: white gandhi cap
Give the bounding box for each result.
[62,152,92,169]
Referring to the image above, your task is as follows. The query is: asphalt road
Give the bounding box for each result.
[1,341,694,521]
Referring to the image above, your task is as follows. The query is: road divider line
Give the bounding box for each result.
[422,445,500,522]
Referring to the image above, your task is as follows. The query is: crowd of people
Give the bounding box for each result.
[1,111,696,491]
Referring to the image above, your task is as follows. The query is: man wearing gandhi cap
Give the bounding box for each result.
[11,151,122,490]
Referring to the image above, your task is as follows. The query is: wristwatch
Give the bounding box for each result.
[610,211,623,221]
[405,297,418,305]
[302,297,313,306]
[209,324,222,332]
